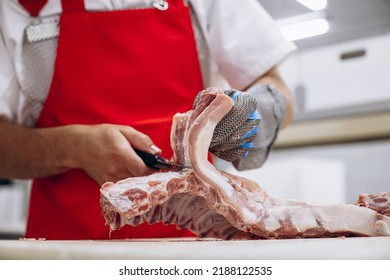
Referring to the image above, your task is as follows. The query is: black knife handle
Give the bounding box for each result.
[134,148,168,170]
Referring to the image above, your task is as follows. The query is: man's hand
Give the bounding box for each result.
[71,124,159,184]
[0,118,160,185]
[194,87,261,162]
[192,67,293,171]
[204,84,287,171]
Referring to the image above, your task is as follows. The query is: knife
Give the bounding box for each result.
[134,148,187,170]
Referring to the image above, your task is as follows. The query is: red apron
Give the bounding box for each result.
[21,0,203,240]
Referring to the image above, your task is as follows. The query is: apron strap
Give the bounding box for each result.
[18,0,48,17]
[61,0,86,14]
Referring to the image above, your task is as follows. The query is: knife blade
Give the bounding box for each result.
[134,148,187,170]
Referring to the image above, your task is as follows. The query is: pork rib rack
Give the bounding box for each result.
[100,88,390,239]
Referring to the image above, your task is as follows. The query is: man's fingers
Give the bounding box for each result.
[119,126,161,155]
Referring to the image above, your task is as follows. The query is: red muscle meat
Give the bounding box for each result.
[100,87,390,239]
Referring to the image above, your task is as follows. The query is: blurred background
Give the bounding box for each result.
[1,0,390,238]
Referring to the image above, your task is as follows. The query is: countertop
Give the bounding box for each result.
[0,237,389,259]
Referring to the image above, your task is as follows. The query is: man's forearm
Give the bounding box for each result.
[245,66,294,127]
[0,116,76,179]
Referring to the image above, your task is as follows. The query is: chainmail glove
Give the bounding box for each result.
[193,87,261,162]
[232,84,287,171]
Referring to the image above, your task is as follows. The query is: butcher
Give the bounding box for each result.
[0,0,295,240]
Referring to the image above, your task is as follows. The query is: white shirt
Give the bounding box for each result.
[0,0,296,126]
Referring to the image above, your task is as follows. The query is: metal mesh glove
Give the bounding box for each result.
[232,84,287,171]
[21,27,57,127]
[193,88,261,161]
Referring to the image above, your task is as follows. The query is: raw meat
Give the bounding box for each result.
[356,192,390,217]
[100,87,390,239]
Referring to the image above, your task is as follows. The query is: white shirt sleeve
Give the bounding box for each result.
[0,23,19,122]
[191,0,296,90]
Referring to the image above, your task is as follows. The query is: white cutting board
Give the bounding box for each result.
[0,237,389,259]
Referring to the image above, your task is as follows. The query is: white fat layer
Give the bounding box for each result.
[264,202,388,236]
[315,204,379,236]
[182,117,192,167]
